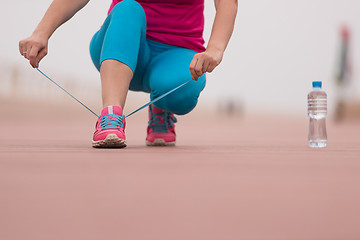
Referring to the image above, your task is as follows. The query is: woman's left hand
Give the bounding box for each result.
[189,47,223,81]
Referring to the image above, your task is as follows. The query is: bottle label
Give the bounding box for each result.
[308,96,327,113]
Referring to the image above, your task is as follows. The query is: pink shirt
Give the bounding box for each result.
[108,0,206,52]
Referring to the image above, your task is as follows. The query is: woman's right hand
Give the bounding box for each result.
[19,33,48,68]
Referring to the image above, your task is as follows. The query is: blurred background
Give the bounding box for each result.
[1,0,359,119]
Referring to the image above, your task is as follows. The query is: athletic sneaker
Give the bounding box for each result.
[146,105,177,146]
[92,105,126,148]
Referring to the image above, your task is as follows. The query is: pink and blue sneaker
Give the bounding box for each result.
[146,105,177,146]
[92,105,126,148]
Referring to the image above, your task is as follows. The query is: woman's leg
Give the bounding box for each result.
[144,46,206,146]
[144,48,206,115]
[89,0,148,109]
[89,0,149,147]
[100,60,132,108]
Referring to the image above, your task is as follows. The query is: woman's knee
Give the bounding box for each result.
[110,0,145,18]
[152,79,205,115]
[89,31,101,71]
[161,93,199,115]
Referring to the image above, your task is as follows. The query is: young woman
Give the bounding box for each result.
[19,0,237,148]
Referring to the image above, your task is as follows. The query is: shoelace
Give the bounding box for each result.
[99,114,124,130]
[37,67,192,119]
[36,68,192,119]
[149,111,177,133]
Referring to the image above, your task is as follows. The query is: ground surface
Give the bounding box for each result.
[1,101,360,240]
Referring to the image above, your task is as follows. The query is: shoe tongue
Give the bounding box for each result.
[101,105,123,116]
[151,106,164,114]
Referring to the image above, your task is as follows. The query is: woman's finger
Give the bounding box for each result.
[202,58,210,73]
[36,47,48,67]
[189,56,198,80]
[24,45,32,60]
[194,56,204,79]
[19,41,24,56]
[20,40,29,58]
[29,45,40,68]
[207,63,216,73]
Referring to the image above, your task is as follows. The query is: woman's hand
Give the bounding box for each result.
[190,0,237,81]
[19,33,48,68]
[18,0,90,68]
[189,47,223,81]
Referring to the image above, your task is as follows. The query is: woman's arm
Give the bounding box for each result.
[189,0,238,80]
[19,0,90,68]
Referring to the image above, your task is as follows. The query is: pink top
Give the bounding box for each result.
[108,0,206,52]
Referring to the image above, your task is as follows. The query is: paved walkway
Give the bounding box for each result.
[1,101,360,239]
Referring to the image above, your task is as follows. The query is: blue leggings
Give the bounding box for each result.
[89,0,206,115]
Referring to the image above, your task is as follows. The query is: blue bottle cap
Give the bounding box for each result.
[312,81,322,88]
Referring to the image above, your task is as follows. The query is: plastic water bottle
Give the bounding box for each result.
[307,81,327,148]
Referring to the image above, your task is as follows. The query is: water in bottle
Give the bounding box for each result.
[307,81,327,148]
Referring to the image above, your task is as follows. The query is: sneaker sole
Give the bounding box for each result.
[92,134,127,148]
[146,139,175,146]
